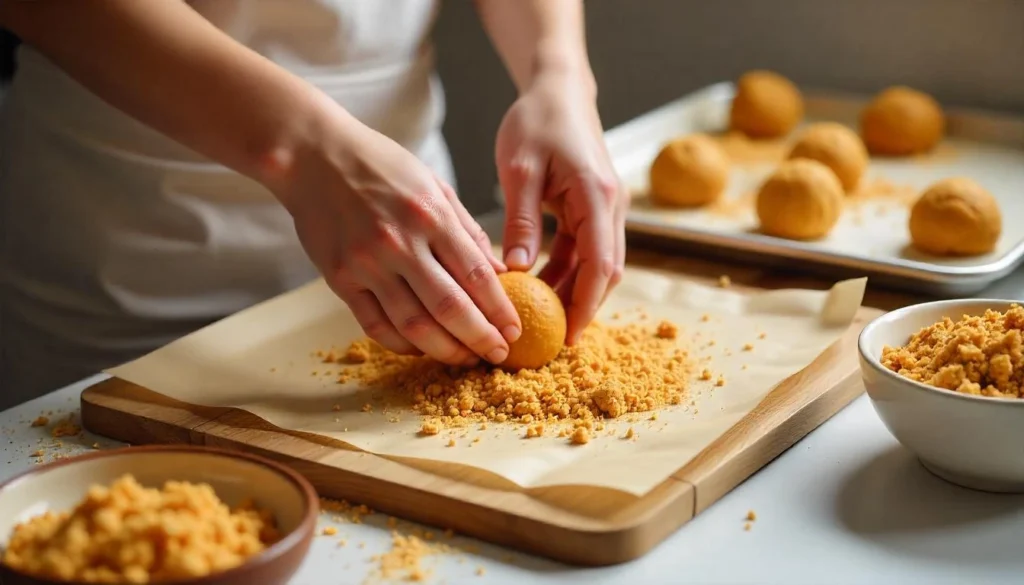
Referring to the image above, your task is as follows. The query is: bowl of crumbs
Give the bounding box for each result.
[0,445,318,584]
[859,299,1024,493]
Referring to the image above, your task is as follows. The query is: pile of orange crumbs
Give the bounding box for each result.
[881,304,1024,398]
[325,320,693,443]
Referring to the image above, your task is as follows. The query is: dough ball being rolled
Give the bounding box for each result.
[756,159,844,240]
[786,122,868,192]
[729,70,804,139]
[496,271,566,370]
[909,177,1001,256]
[649,134,730,207]
[860,86,945,156]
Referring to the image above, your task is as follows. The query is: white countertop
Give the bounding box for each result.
[3,211,1024,584]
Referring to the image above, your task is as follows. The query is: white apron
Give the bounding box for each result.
[0,0,452,408]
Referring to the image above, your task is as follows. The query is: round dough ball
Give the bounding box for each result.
[786,122,868,192]
[729,70,804,139]
[909,177,1001,256]
[649,134,730,207]
[496,271,566,370]
[860,86,945,155]
[756,159,844,240]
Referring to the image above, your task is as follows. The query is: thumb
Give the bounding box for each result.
[498,154,545,271]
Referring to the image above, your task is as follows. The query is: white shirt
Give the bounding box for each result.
[0,0,452,405]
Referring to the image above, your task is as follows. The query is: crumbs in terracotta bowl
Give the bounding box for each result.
[880,303,1024,398]
[2,474,279,583]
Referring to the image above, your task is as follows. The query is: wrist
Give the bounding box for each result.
[249,87,359,212]
[527,41,597,100]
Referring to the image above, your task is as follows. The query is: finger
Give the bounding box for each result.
[555,263,580,315]
[404,241,516,364]
[537,229,577,291]
[334,285,420,356]
[565,177,617,344]
[436,177,505,272]
[602,183,629,306]
[430,209,522,346]
[371,276,478,367]
[498,153,545,270]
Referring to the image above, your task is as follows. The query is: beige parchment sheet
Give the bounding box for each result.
[106,268,866,497]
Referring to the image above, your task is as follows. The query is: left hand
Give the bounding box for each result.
[495,70,628,344]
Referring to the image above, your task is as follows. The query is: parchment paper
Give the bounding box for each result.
[106,269,865,496]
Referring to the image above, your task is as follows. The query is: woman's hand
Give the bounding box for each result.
[274,110,521,367]
[496,70,628,344]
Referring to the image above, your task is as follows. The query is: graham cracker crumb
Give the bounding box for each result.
[570,427,591,445]
[718,275,731,288]
[880,304,1024,398]
[700,369,713,381]
[656,321,679,340]
[524,424,545,438]
[322,526,337,536]
[715,376,726,387]
[476,566,486,576]
[742,343,754,351]
[335,321,694,437]
[744,522,752,531]
[51,416,80,438]
[746,509,757,521]
[446,439,456,447]
[30,416,48,428]
[758,332,767,339]
[624,427,635,439]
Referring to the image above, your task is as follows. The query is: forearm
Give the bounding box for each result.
[472,0,596,96]
[0,0,346,191]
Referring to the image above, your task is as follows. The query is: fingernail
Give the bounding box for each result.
[486,346,509,364]
[501,325,521,343]
[505,247,529,269]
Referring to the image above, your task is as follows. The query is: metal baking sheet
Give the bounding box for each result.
[604,82,1024,296]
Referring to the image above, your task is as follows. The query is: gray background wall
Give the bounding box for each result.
[434,0,1024,216]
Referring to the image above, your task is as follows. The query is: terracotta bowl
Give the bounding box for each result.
[0,445,318,585]
[858,299,1024,493]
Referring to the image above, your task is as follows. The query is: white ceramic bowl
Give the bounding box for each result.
[859,298,1024,493]
[0,446,318,585]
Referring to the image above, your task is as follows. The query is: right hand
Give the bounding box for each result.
[271,111,522,367]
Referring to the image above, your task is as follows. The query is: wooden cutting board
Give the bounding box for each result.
[80,300,881,567]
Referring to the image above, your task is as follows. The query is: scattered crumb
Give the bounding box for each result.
[332,404,342,412]
[50,416,81,438]
[570,427,591,445]
[744,522,752,531]
[656,321,679,340]
[476,566,486,576]
[524,424,545,439]
[742,343,754,352]
[715,376,726,387]
[700,369,713,381]
[322,526,338,536]
[700,314,711,323]
[624,427,635,440]
[881,304,1024,398]
[446,439,456,447]
[718,275,731,288]
[361,403,373,413]
[746,510,757,522]
[758,332,767,340]
[420,422,440,436]
[30,416,48,428]
[30,450,44,458]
